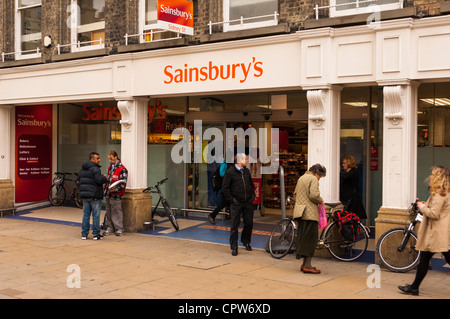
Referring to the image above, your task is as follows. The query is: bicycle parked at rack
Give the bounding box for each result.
[48,172,83,208]
[268,198,370,261]
[376,200,423,273]
[143,178,179,231]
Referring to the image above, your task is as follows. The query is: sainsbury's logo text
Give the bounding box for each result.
[164,57,263,84]
[160,4,193,21]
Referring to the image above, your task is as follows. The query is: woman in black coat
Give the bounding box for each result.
[340,155,367,220]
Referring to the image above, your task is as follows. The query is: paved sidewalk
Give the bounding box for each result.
[0,209,448,300]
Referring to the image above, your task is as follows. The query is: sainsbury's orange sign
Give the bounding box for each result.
[157,0,194,36]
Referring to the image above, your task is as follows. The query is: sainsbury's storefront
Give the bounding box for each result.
[1,16,450,237]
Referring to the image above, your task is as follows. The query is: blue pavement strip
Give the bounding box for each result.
[5,206,449,272]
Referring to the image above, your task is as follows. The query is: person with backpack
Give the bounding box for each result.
[292,164,326,274]
[208,160,230,224]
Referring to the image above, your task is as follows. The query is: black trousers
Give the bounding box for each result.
[411,250,450,289]
[229,202,254,250]
[210,199,228,219]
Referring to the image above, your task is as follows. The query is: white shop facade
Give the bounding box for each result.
[0,15,449,234]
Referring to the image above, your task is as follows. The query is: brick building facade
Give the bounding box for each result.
[1,0,449,65]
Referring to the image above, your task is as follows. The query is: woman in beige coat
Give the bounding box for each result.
[399,166,450,296]
[293,164,326,274]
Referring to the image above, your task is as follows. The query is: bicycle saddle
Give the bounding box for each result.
[325,202,341,208]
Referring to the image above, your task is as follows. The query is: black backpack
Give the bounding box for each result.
[332,210,360,241]
[212,167,223,191]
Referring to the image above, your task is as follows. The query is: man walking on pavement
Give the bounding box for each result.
[78,152,107,240]
[222,153,255,256]
[103,150,128,236]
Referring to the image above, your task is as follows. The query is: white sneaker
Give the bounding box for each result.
[81,236,87,240]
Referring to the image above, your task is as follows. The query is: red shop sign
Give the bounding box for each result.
[15,105,53,203]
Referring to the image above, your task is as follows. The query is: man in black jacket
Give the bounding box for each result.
[78,152,107,240]
[222,153,255,256]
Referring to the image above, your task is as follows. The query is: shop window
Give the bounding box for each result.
[15,0,42,60]
[57,101,121,174]
[138,0,180,43]
[417,83,450,200]
[330,0,402,18]
[69,0,105,52]
[147,97,186,209]
[223,0,278,32]
[188,91,306,112]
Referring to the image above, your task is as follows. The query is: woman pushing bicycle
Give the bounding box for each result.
[399,165,450,296]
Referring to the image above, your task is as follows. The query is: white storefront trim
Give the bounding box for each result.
[1,15,450,209]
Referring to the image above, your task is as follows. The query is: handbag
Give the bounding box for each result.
[318,203,327,229]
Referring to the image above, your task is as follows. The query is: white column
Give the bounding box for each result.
[0,105,12,180]
[117,98,149,189]
[381,82,418,209]
[307,86,342,203]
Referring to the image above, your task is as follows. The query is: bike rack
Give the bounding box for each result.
[265,166,294,254]
[280,166,286,220]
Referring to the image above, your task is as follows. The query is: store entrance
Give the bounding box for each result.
[187,120,308,219]
[340,87,383,227]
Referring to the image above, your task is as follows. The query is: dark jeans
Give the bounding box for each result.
[81,198,102,237]
[229,202,254,250]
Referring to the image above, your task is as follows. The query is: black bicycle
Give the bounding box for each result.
[268,198,370,261]
[376,200,422,272]
[143,178,179,231]
[48,172,83,208]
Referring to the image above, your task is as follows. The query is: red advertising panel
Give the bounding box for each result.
[15,105,53,203]
[157,0,194,36]
[252,178,262,205]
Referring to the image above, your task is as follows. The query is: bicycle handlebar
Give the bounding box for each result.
[55,172,78,176]
[143,178,169,193]
[410,199,422,216]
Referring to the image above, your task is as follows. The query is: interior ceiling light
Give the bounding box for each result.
[344,102,367,107]
[420,98,450,106]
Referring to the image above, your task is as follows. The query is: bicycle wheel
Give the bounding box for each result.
[48,184,66,206]
[268,219,296,259]
[162,199,179,231]
[324,222,368,262]
[74,187,83,209]
[376,228,420,273]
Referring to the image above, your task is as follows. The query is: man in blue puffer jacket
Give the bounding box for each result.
[78,152,107,240]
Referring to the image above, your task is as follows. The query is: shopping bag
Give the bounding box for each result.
[318,203,327,229]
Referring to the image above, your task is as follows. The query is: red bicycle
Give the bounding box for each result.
[48,172,83,208]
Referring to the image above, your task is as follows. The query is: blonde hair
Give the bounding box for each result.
[428,166,450,197]
[343,155,357,169]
